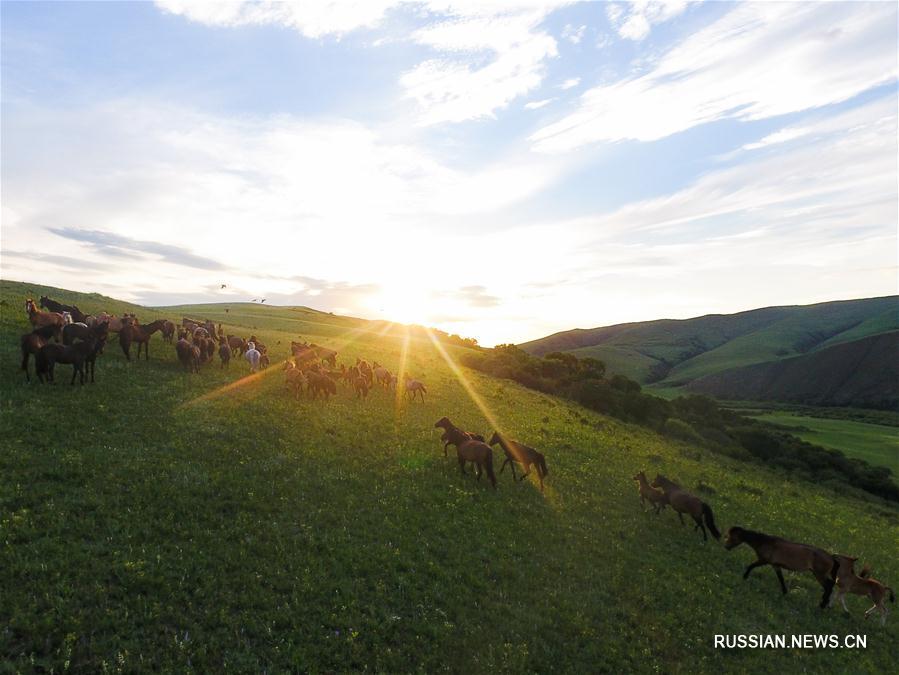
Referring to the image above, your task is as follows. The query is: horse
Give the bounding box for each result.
[245,342,261,372]
[161,320,176,343]
[651,475,720,541]
[830,555,895,624]
[25,299,64,342]
[310,343,337,367]
[175,338,200,373]
[724,527,839,608]
[20,324,58,382]
[228,335,247,357]
[434,417,496,488]
[307,371,337,401]
[373,364,392,389]
[119,319,167,361]
[39,296,87,323]
[351,372,370,400]
[404,375,427,402]
[218,341,232,368]
[63,322,95,346]
[488,431,549,491]
[36,322,107,384]
[284,363,307,400]
[632,471,667,514]
[434,417,483,455]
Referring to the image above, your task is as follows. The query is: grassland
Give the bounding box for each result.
[748,413,898,472]
[2,280,898,673]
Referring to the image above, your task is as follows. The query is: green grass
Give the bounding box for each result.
[2,280,898,673]
[749,413,899,472]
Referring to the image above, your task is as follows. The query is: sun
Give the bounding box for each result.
[372,286,432,325]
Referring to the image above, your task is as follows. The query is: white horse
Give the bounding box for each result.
[244,342,261,372]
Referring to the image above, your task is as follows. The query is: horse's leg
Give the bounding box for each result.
[677,511,685,525]
[774,567,789,595]
[475,462,483,480]
[518,465,531,482]
[743,559,768,579]
[458,454,466,475]
[693,515,707,541]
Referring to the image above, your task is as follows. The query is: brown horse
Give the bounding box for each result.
[307,372,337,401]
[161,320,176,343]
[651,475,720,541]
[404,375,427,401]
[228,335,247,356]
[20,324,58,381]
[310,343,337,367]
[25,299,64,342]
[830,555,895,624]
[457,440,497,488]
[724,527,839,608]
[175,338,200,373]
[351,372,370,400]
[434,417,483,456]
[119,319,167,361]
[284,363,307,400]
[632,471,667,514]
[488,431,549,490]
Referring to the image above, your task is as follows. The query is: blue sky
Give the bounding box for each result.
[2,1,896,345]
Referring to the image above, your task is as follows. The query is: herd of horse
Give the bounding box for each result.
[632,470,894,623]
[17,295,893,625]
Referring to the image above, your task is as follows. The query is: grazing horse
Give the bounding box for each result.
[175,338,200,373]
[119,319,167,361]
[632,471,667,514]
[20,324,58,382]
[40,296,87,323]
[161,320,176,343]
[404,375,427,401]
[25,299,64,342]
[724,527,838,608]
[651,475,720,541]
[36,323,107,384]
[830,555,895,624]
[488,431,549,490]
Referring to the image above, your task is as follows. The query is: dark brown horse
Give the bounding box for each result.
[36,322,108,384]
[651,475,720,541]
[488,431,549,491]
[724,527,839,608]
[120,319,168,361]
[218,341,232,368]
[434,418,496,488]
[307,372,337,401]
[20,324,58,381]
[434,417,484,456]
[161,320,176,343]
[40,296,87,323]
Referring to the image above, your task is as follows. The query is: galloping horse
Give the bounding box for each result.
[25,299,64,342]
[488,431,549,491]
[724,527,838,608]
[651,474,720,541]
[830,555,895,624]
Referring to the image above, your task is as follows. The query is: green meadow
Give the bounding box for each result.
[2,280,897,673]
[748,413,898,473]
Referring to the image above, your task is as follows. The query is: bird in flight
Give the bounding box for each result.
[261,299,266,304]
[220,284,227,289]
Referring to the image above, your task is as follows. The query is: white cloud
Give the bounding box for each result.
[532,2,898,151]
[400,8,562,125]
[155,0,400,38]
[559,77,580,90]
[742,126,809,151]
[607,0,690,42]
[562,23,586,44]
[525,98,555,109]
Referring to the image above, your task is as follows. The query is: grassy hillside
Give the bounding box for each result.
[2,280,898,673]
[748,413,899,471]
[521,297,899,407]
[686,332,899,410]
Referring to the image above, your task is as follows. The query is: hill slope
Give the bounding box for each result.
[2,279,897,672]
[521,296,899,407]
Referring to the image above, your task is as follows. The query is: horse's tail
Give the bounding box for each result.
[484,449,497,488]
[538,453,549,477]
[830,555,841,582]
[886,587,895,603]
[701,502,720,540]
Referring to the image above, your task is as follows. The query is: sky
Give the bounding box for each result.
[1,1,897,346]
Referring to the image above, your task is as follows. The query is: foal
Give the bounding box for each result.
[831,555,895,625]
[632,471,667,514]
[724,527,838,608]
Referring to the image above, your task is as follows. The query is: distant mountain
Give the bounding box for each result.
[520,296,899,409]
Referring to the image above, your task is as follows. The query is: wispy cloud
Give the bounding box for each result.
[559,77,580,90]
[532,2,897,151]
[525,98,554,110]
[607,0,691,41]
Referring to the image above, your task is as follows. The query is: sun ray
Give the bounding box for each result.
[179,360,284,408]
[394,325,411,413]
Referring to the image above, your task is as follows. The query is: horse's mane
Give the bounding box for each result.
[732,528,785,546]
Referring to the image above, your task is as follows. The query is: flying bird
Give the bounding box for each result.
[261,299,266,304]
[220,284,227,289]
[252,299,258,302]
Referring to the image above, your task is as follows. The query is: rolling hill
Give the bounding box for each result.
[2,279,897,672]
[520,296,899,408]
